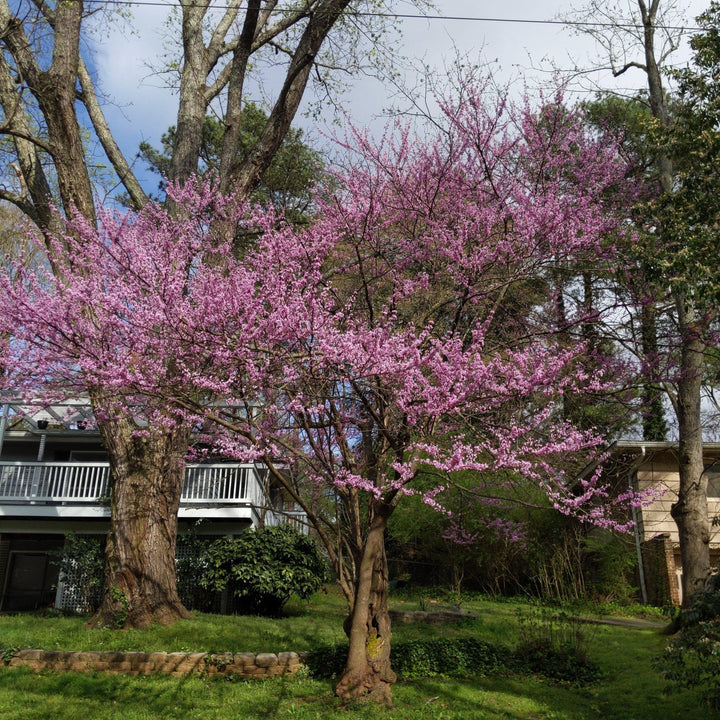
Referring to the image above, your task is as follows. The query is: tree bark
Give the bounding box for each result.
[0,0,95,226]
[636,0,710,604]
[335,510,396,706]
[217,0,260,194]
[90,419,193,628]
[671,294,711,605]
[229,0,353,197]
[640,300,667,441]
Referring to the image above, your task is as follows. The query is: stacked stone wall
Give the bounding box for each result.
[2,649,304,678]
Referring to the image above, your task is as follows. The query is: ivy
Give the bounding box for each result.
[305,636,600,684]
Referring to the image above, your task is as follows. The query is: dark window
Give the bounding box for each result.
[706,472,720,498]
[1,552,59,611]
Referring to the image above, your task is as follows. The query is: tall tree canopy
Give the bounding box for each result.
[0,0,411,627]
[0,76,646,701]
[570,0,719,604]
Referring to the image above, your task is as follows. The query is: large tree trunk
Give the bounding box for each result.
[0,0,95,226]
[90,421,193,628]
[637,0,709,605]
[335,513,396,706]
[671,295,711,606]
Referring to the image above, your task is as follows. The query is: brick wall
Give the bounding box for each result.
[641,534,681,606]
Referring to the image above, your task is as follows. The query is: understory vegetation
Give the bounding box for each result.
[58,526,326,617]
[387,491,641,605]
[0,588,708,719]
[655,572,720,709]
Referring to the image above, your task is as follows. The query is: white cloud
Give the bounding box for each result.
[82,0,708,189]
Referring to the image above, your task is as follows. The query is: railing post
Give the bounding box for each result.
[1,461,279,507]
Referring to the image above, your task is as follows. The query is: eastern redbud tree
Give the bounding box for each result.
[182,84,640,701]
[0,77,639,701]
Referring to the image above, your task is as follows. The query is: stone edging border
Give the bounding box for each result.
[0,610,477,678]
[2,649,306,678]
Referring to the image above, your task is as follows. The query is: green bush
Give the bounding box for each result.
[393,638,504,679]
[656,573,720,709]
[200,525,327,615]
[304,644,348,678]
[583,533,638,604]
[305,638,504,680]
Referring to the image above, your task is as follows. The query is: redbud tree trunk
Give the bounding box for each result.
[90,421,192,629]
[335,512,396,705]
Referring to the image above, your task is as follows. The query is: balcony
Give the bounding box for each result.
[0,461,304,531]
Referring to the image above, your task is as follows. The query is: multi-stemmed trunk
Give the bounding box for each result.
[90,421,193,628]
[335,510,396,705]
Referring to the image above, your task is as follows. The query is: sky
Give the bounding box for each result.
[89,0,710,192]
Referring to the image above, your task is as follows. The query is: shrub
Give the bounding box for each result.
[304,644,347,679]
[583,532,638,604]
[305,638,504,680]
[200,525,327,615]
[656,573,720,709]
[392,638,504,679]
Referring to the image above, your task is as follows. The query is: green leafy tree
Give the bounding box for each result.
[582,92,670,442]
[139,107,325,223]
[631,2,720,603]
[571,1,718,604]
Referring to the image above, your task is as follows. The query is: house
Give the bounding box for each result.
[0,401,305,613]
[607,441,720,606]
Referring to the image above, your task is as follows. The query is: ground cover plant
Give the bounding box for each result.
[0,590,709,719]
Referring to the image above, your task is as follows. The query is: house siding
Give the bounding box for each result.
[636,459,720,549]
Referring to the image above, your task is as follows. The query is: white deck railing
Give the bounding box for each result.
[0,461,261,505]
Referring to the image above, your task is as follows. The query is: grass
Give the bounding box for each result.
[0,588,711,720]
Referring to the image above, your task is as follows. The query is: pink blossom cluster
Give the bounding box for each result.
[0,80,643,534]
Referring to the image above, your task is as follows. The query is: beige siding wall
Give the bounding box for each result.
[636,462,720,547]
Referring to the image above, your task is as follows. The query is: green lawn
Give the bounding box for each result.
[0,590,711,720]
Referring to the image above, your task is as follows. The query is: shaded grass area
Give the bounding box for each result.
[0,589,710,719]
[0,662,708,720]
[0,591,347,654]
[0,590,518,654]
